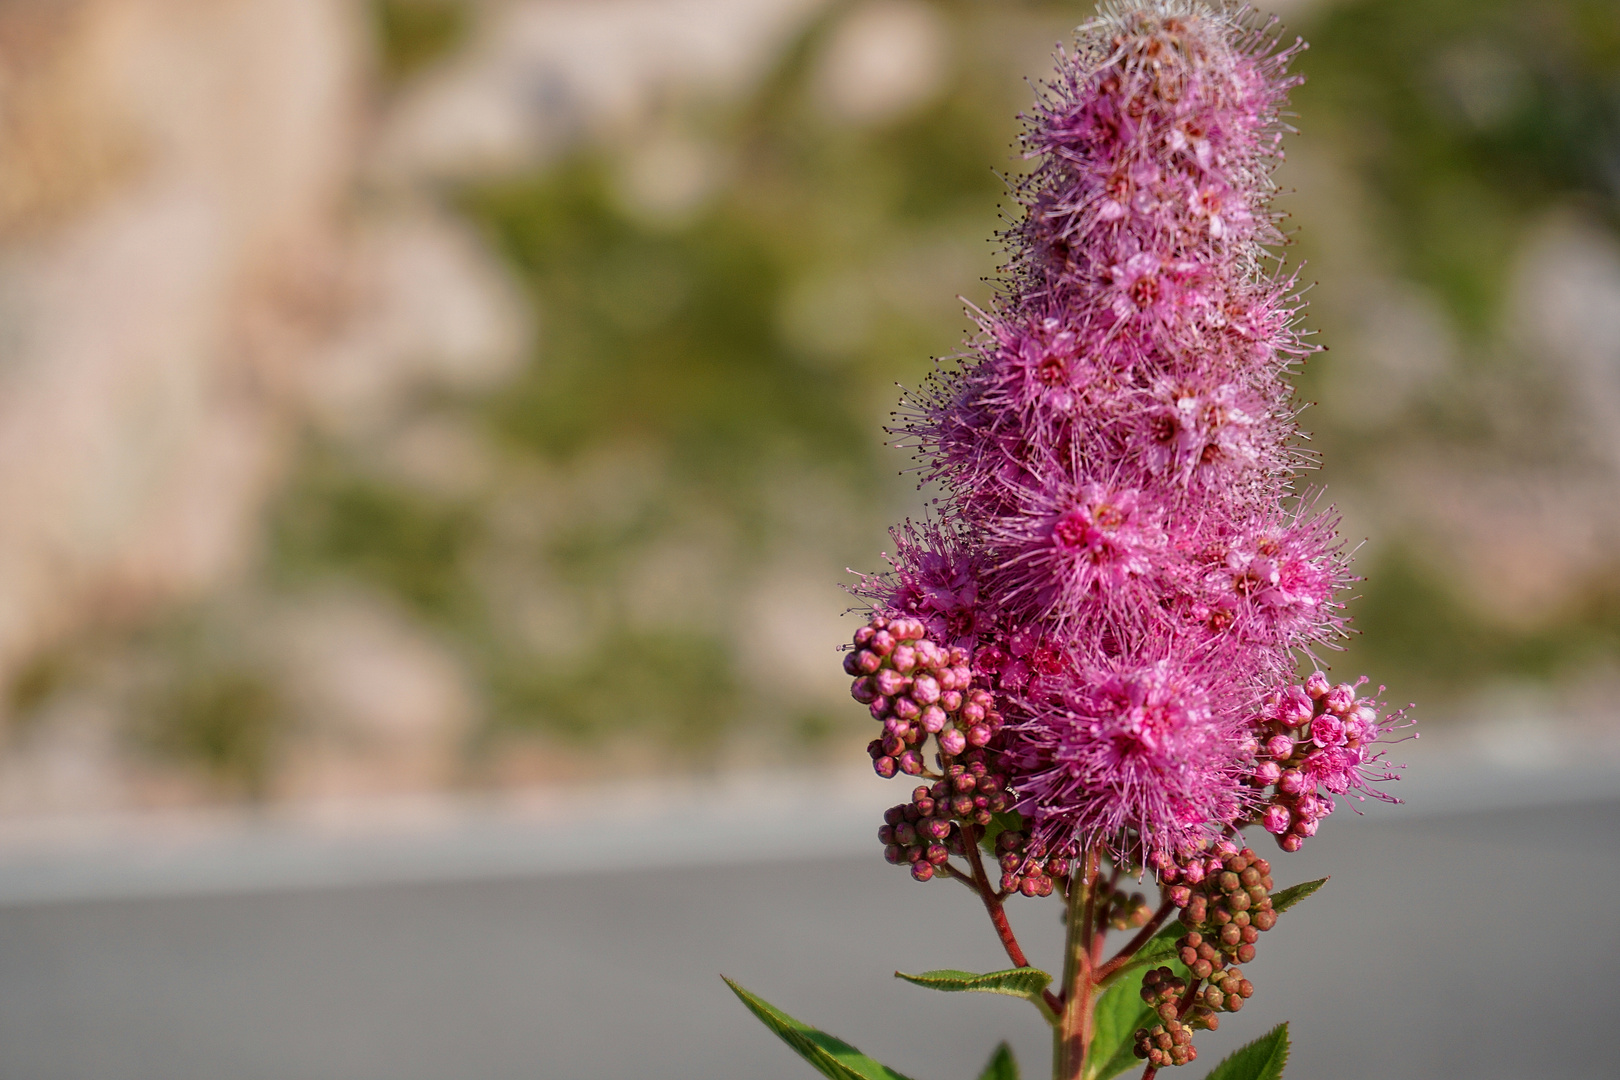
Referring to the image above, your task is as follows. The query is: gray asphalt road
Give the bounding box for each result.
[0,797,1613,1080]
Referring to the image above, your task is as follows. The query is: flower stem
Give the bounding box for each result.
[1055,847,1100,1080]
[963,824,1030,967]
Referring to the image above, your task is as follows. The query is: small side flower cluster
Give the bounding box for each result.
[991,827,1072,897]
[847,614,999,778]
[848,614,1024,882]
[1246,672,1410,851]
[880,754,1017,883]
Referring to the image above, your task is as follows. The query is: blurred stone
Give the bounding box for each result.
[272,591,476,800]
[0,0,364,682]
[812,0,949,127]
[306,206,529,439]
[373,0,826,182]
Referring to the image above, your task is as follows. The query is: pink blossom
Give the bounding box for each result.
[1010,658,1254,860]
[850,3,1408,866]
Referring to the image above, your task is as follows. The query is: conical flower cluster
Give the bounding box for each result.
[852,1,1408,868]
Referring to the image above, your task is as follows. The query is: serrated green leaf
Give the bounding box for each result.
[723,977,916,1080]
[1204,1022,1290,1080]
[895,967,1052,998]
[896,967,1055,1023]
[1083,979,1156,1080]
[976,1041,1019,1080]
[1271,877,1327,914]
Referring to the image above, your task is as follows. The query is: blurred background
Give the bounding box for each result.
[1,0,1617,816]
[0,0,1616,1076]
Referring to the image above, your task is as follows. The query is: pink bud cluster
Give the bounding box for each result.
[849,613,1001,778]
[851,3,1410,870]
[992,828,1071,897]
[1246,672,1410,851]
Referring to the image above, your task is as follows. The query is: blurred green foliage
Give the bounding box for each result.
[1292,0,1620,700]
[272,456,482,623]
[371,0,470,83]
[257,0,1087,768]
[16,0,1620,791]
[1297,0,1620,334]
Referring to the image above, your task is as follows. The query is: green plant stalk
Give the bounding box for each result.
[1055,848,1100,1080]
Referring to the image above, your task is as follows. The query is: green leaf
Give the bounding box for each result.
[722,977,916,1080]
[895,967,1052,999]
[896,967,1055,1023]
[976,1041,1019,1080]
[1271,877,1328,914]
[1204,1022,1290,1080]
[1083,979,1156,1080]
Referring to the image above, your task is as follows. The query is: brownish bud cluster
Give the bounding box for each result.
[878,751,1012,882]
[1194,966,1254,1014]
[1099,882,1154,931]
[1172,847,1275,966]
[992,828,1069,897]
[1134,968,1200,1067]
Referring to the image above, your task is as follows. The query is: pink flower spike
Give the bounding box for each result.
[848,1,1412,877]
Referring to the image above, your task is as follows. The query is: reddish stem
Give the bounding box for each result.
[1175,976,1203,1019]
[963,824,1064,1016]
[963,825,1029,966]
[939,861,980,892]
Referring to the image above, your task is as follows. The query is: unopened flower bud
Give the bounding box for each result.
[1324,683,1356,714]
[939,728,967,756]
[1276,685,1313,724]
[1304,671,1329,698]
